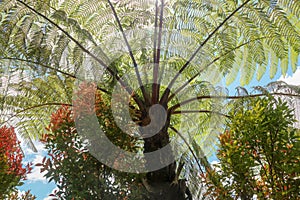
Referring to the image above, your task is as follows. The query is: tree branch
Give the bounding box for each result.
[152,0,164,104]
[167,35,275,102]
[160,0,251,104]
[16,1,113,77]
[153,0,159,65]
[16,0,144,108]
[170,92,300,111]
[167,32,297,102]
[107,0,150,105]
[1,102,72,126]
[172,110,231,118]
[0,57,110,94]
[169,126,204,174]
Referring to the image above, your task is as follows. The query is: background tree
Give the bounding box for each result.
[204,96,300,199]
[0,0,299,199]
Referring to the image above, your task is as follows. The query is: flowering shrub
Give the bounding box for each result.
[0,126,32,198]
[39,82,146,199]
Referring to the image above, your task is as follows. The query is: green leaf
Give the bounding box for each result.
[290,48,299,73]
[269,51,279,79]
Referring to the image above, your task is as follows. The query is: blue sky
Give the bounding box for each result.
[226,58,300,95]
[17,62,300,199]
[17,141,57,200]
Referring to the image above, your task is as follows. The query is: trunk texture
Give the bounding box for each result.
[139,104,192,200]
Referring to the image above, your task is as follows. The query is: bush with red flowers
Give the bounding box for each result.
[0,126,32,198]
[38,82,146,199]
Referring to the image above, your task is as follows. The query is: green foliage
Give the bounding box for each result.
[204,96,300,199]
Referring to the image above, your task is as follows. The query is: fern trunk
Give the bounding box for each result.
[139,103,192,200]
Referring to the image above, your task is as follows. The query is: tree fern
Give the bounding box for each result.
[0,0,300,199]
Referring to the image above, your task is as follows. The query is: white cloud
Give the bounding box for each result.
[43,196,57,200]
[17,190,26,198]
[26,154,48,183]
[279,67,300,85]
[19,139,46,155]
[211,160,221,172]
[18,139,50,183]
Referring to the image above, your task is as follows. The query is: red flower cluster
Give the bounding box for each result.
[73,82,105,118]
[0,126,32,178]
[47,105,73,132]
